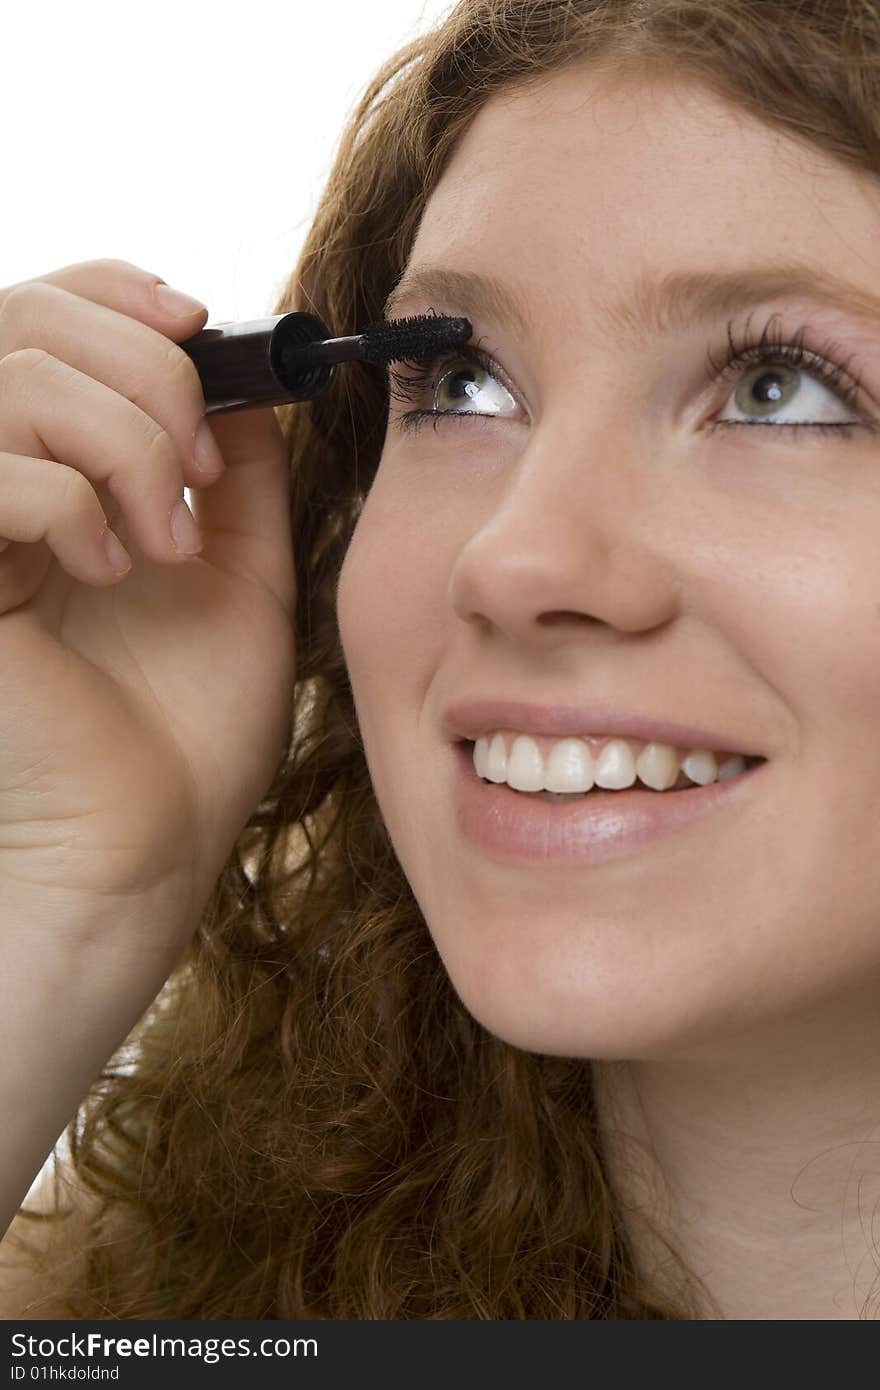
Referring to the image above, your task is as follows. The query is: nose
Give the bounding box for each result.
[448,424,683,646]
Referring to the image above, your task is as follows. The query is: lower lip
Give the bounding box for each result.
[451,742,768,866]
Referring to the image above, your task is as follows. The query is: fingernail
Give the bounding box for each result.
[170,499,203,555]
[102,527,132,575]
[193,418,225,476]
[154,282,206,318]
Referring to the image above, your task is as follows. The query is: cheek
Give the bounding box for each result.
[336,497,441,744]
[336,492,402,672]
[336,492,461,840]
[336,516,372,674]
[756,521,880,734]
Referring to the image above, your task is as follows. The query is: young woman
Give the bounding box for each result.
[1,0,879,1319]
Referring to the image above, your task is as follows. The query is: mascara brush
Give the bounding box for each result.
[179,311,473,415]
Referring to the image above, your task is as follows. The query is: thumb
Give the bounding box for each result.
[189,406,296,617]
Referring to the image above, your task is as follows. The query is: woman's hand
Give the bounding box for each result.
[0,258,296,960]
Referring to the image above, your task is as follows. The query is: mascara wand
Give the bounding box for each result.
[179,311,473,415]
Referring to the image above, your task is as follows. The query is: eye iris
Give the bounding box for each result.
[436,364,481,408]
[433,360,515,418]
[736,364,799,418]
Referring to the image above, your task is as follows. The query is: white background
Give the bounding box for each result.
[7,0,457,1203]
[4,0,455,317]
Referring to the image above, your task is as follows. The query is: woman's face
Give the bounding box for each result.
[337,63,880,1060]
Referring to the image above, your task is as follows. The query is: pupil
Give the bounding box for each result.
[738,364,799,418]
[442,367,480,406]
[753,371,784,404]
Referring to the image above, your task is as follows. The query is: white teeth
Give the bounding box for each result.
[544,738,595,793]
[635,742,680,791]
[505,735,545,792]
[484,732,509,783]
[717,755,746,781]
[680,750,718,785]
[594,738,637,789]
[472,734,750,793]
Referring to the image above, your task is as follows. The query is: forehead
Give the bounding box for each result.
[406,65,880,341]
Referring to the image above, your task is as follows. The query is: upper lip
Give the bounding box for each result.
[441,697,766,758]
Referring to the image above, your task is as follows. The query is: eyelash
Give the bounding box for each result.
[385,314,872,441]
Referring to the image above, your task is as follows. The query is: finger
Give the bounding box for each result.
[0,257,207,344]
[0,268,220,493]
[190,407,296,616]
[0,449,134,589]
[0,348,203,566]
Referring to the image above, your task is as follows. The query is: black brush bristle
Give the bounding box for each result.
[359,313,472,366]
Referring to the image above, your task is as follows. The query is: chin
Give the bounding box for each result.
[442,959,738,1062]
[442,969,624,1059]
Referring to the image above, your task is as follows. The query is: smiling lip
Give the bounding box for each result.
[452,740,768,866]
[441,698,765,760]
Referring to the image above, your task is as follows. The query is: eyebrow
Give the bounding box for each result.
[382,262,880,340]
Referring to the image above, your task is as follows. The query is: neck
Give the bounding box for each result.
[591,988,880,1320]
